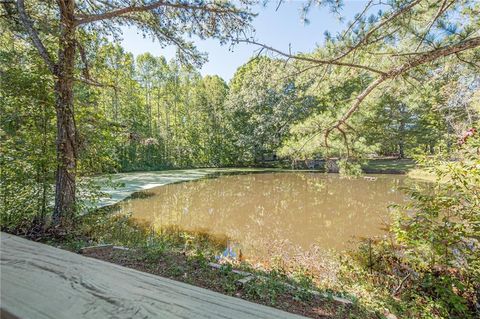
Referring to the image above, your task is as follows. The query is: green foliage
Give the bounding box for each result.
[342,130,480,318]
[83,44,236,170]
[394,133,479,276]
[244,273,288,305]
[291,268,315,302]
[392,131,479,318]
[337,159,364,177]
[0,27,56,231]
[226,57,318,163]
[0,29,239,231]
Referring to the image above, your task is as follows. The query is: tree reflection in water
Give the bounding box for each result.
[117,173,413,262]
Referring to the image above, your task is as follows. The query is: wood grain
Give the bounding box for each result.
[0,232,305,319]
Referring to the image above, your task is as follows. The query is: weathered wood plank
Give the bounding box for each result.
[0,232,305,319]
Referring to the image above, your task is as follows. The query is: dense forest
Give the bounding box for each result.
[1,0,479,318]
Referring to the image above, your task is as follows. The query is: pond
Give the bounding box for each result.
[117,172,414,262]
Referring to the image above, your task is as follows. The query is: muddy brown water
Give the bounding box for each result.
[117,172,414,261]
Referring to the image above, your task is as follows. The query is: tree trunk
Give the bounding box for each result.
[398,142,405,159]
[52,0,77,225]
[398,103,406,159]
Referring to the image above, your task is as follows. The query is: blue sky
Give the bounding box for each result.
[120,1,370,81]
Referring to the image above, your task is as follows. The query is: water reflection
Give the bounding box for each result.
[117,173,412,261]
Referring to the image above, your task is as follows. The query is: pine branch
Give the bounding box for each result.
[16,0,57,75]
[237,39,387,75]
[74,1,249,26]
[332,0,423,62]
[325,36,480,144]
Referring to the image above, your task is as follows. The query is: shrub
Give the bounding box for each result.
[345,127,479,318]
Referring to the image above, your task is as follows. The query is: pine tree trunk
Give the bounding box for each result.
[398,103,406,159]
[52,0,77,225]
[398,142,405,159]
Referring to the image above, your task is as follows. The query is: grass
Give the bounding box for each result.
[362,158,440,182]
[406,168,438,182]
[362,158,416,174]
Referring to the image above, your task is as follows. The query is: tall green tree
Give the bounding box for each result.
[226,57,316,163]
[0,24,56,229]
